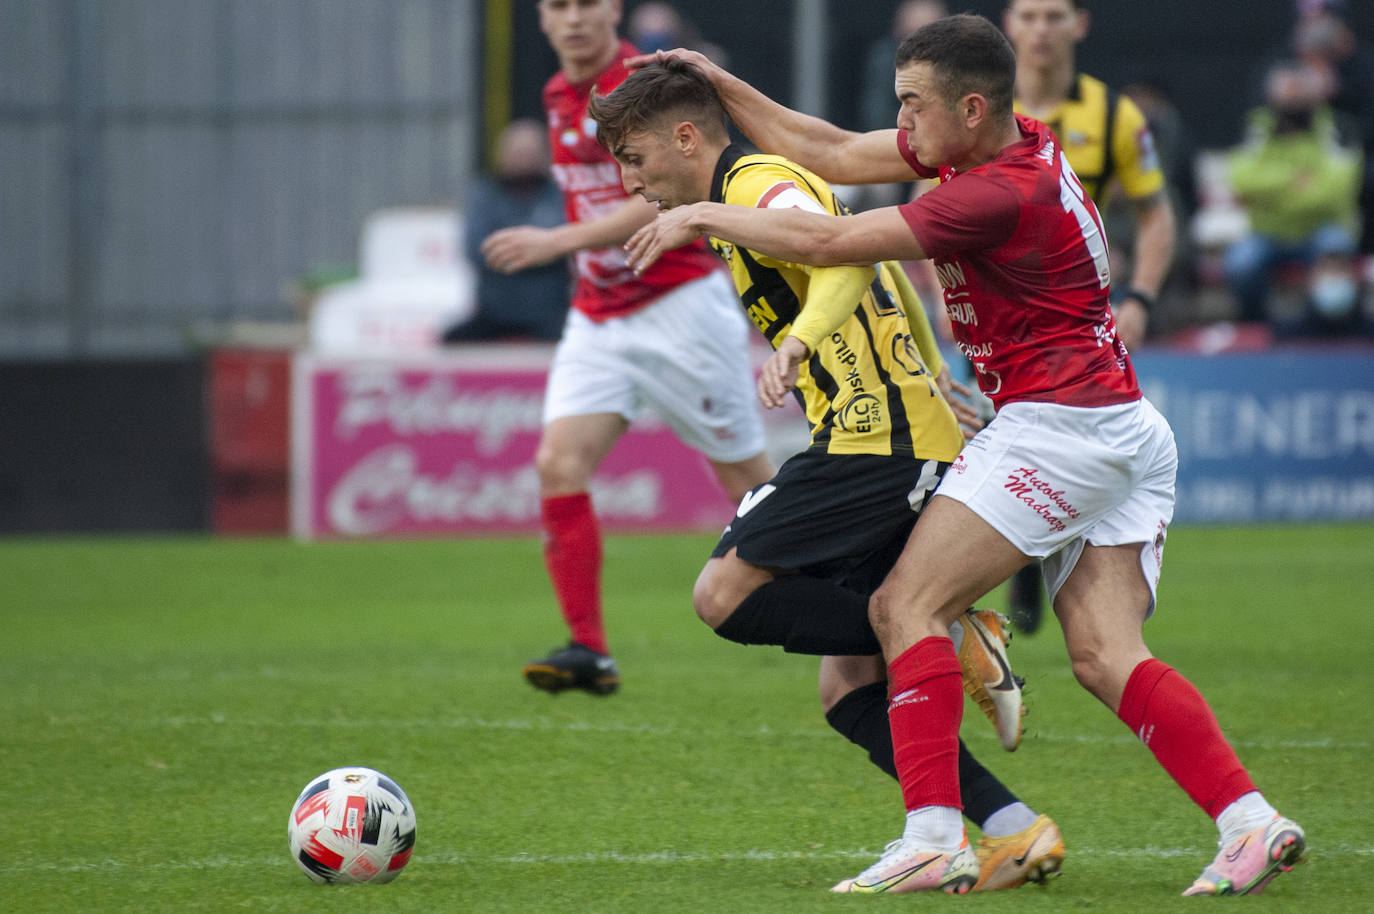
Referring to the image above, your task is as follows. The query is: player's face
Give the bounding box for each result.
[1003,0,1087,70]
[613,128,699,209]
[894,62,972,170]
[538,0,621,69]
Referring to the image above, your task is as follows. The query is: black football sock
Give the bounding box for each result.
[958,741,1022,830]
[824,680,897,778]
[825,681,1022,829]
[712,575,880,656]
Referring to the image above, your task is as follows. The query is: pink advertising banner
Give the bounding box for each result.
[290,347,739,539]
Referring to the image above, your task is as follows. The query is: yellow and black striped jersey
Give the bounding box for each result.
[1015,72,1164,204]
[707,145,963,461]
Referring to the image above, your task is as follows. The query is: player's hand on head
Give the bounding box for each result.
[480,225,559,274]
[624,205,704,275]
[623,47,718,81]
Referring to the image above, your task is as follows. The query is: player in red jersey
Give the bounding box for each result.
[623,15,1305,896]
[482,0,773,696]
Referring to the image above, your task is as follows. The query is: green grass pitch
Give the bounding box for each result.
[2,523,1371,912]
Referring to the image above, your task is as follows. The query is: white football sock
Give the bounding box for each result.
[980,802,1038,839]
[948,617,965,654]
[1216,791,1278,847]
[903,805,965,851]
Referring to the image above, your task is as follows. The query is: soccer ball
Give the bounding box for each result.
[287,766,417,884]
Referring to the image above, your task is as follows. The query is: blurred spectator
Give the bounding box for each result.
[1291,0,1374,272]
[859,0,948,133]
[444,119,568,343]
[1223,60,1366,336]
[627,2,728,66]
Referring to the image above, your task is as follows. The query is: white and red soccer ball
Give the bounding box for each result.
[287,767,417,884]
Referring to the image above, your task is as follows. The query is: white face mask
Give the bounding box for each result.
[1310,274,1358,318]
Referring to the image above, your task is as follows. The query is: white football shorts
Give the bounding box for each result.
[543,270,766,464]
[935,397,1177,614]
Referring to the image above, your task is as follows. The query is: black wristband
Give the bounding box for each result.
[1120,288,1155,311]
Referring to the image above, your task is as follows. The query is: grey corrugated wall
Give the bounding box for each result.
[0,0,478,357]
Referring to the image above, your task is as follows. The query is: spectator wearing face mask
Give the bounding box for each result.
[626,2,728,67]
[444,119,570,342]
[1292,0,1374,289]
[1223,59,1367,337]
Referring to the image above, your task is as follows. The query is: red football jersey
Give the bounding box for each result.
[543,41,719,320]
[896,115,1140,410]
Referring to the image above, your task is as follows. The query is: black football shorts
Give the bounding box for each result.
[711,449,950,595]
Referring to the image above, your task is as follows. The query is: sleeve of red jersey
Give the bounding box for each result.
[897,173,1020,260]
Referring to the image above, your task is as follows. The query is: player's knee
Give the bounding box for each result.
[817,655,884,714]
[818,675,848,715]
[533,441,586,493]
[867,587,898,643]
[691,567,736,629]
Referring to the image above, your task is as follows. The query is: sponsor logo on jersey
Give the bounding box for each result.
[742,290,779,334]
[837,393,882,434]
[946,297,978,326]
[934,260,968,291]
[890,333,927,377]
[831,333,872,402]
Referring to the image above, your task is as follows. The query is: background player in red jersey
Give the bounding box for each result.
[482,0,773,696]
[624,16,1305,897]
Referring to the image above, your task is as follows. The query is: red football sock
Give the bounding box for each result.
[540,493,606,655]
[888,636,964,812]
[1116,658,1257,818]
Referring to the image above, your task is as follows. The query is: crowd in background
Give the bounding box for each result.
[435,0,1372,347]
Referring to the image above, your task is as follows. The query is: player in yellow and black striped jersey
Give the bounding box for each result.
[588,62,969,630]
[588,62,1058,886]
[708,146,965,462]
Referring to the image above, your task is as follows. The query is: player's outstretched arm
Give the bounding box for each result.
[625,48,913,186]
[482,196,659,274]
[625,202,923,276]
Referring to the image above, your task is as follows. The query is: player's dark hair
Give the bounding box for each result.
[588,59,730,152]
[895,13,1015,118]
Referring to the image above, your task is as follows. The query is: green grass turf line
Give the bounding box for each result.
[0,523,1370,911]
